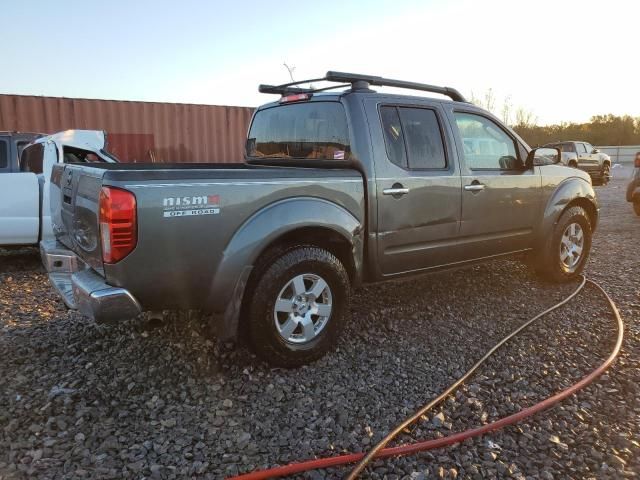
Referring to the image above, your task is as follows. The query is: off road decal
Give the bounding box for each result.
[162,194,220,218]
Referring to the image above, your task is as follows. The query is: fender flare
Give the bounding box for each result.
[207,197,363,338]
[538,177,598,243]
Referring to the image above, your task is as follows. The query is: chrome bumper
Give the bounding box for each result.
[40,240,142,323]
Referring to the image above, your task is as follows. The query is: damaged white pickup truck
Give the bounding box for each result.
[0,130,116,246]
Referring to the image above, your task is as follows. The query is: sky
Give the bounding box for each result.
[1,0,639,125]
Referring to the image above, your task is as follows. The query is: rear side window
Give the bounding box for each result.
[380,106,447,170]
[247,102,351,161]
[20,143,44,174]
[0,140,7,169]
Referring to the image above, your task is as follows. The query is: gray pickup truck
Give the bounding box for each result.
[42,72,598,367]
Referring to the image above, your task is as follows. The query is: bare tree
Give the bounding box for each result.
[483,88,496,114]
[501,95,512,125]
[514,107,537,128]
[283,63,296,82]
[470,88,498,117]
[471,88,537,128]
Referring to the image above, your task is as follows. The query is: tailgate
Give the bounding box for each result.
[52,163,105,273]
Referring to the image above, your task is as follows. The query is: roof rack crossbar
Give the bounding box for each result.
[258,71,467,102]
[325,71,467,102]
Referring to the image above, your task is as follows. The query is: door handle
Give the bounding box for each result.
[383,187,410,196]
[464,183,485,192]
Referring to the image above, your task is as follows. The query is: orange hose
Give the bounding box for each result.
[228,279,623,480]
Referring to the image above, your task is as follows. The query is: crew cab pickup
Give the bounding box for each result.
[41,72,599,367]
[0,130,115,246]
[544,140,611,185]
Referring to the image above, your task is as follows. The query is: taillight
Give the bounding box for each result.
[279,93,311,103]
[99,187,137,264]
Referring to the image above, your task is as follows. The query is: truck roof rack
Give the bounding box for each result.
[258,70,467,102]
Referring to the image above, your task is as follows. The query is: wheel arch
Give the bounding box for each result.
[538,178,598,244]
[562,197,598,231]
[249,225,360,285]
[208,197,363,339]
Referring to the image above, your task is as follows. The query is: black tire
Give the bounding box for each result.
[633,199,640,216]
[533,206,592,283]
[247,246,350,367]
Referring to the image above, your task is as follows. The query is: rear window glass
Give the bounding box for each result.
[0,140,7,169]
[247,102,351,161]
[63,146,106,163]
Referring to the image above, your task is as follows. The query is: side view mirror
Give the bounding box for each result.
[526,147,561,168]
[592,148,600,154]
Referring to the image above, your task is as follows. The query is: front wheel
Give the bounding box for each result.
[633,199,640,216]
[532,206,592,282]
[247,246,350,367]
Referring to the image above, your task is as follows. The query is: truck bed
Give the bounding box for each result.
[51,161,365,314]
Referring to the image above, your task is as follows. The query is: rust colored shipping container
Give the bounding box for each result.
[0,94,255,163]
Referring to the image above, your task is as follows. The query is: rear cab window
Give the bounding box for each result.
[246,101,351,162]
[63,146,106,163]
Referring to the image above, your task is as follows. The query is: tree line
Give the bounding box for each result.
[469,89,640,147]
[513,114,640,147]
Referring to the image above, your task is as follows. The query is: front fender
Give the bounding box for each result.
[539,177,598,242]
[208,197,363,338]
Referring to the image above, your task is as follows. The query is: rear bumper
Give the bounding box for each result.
[40,240,142,322]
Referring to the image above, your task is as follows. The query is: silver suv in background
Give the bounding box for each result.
[544,141,611,185]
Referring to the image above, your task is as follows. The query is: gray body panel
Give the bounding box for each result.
[49,91,598,338]
[53,163,365,317]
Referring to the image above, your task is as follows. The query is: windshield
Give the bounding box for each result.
[247,101,351,161]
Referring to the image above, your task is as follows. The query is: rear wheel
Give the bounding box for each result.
[569,160,578,168]
[532,206,592,282]
[247,245,350,367]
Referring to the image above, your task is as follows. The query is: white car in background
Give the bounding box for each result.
[544,140,611,185]
[0,130,117,246]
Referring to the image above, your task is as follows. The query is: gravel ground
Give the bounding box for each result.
[1,166,639,480]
